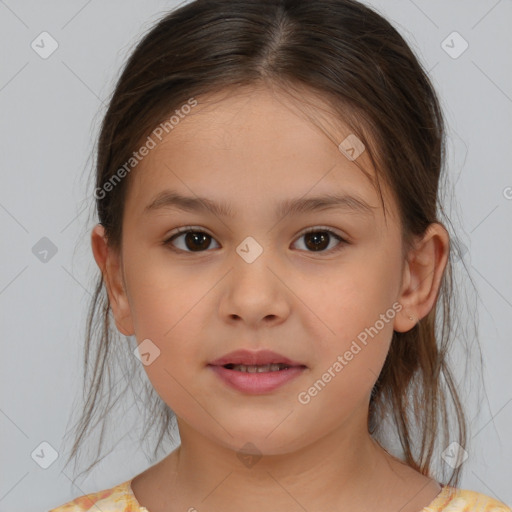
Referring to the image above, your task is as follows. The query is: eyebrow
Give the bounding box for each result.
[143,190,377,219]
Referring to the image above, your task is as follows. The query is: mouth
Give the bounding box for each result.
[207,349,307,394]
[208,348,307,369]
[219,363,305,373]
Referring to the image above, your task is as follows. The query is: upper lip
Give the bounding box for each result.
[208,349,306,367]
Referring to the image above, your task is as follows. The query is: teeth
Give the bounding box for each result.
[229,363,289,373]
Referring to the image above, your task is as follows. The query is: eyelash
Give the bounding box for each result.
[162,226,348,255]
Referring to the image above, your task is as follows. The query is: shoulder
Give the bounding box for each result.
[425,486,511,512]
[48,479,143,512]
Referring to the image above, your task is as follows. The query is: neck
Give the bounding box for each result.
[156,419,389,511]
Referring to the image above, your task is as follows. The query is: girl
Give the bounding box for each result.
[50,0,510,511]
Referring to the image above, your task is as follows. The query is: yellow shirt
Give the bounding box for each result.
[48,479,512,512]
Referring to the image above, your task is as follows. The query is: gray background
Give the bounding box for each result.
[0,1,511,510]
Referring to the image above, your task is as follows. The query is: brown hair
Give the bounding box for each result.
[65,0,480,487]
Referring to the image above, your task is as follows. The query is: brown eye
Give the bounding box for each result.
[165,229,220,252]
[293,228,346,253]
[304,231,329,251]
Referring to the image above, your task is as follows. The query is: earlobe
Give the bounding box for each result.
[90,223,135,336]
[393,223,449,333]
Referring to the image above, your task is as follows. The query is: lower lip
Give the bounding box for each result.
[208,365,306,394]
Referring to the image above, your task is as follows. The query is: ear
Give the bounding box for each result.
[393,223,450,333]
[91,223,135,336]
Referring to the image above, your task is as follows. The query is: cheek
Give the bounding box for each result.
[122,256,220,406]
[128,289,213,417]
[124,245,211,335]
[307,263,397,326]
[294,250,400,382]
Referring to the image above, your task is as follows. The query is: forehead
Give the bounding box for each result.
[125,85,395,223]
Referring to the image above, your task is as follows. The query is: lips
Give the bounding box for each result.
[207,348,307,395]
[208,349,306,368]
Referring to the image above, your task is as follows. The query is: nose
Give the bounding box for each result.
[218,247,291,328]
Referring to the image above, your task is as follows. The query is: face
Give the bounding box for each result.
[95,85,413,456]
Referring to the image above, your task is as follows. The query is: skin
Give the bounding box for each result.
[91,84,449,512]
